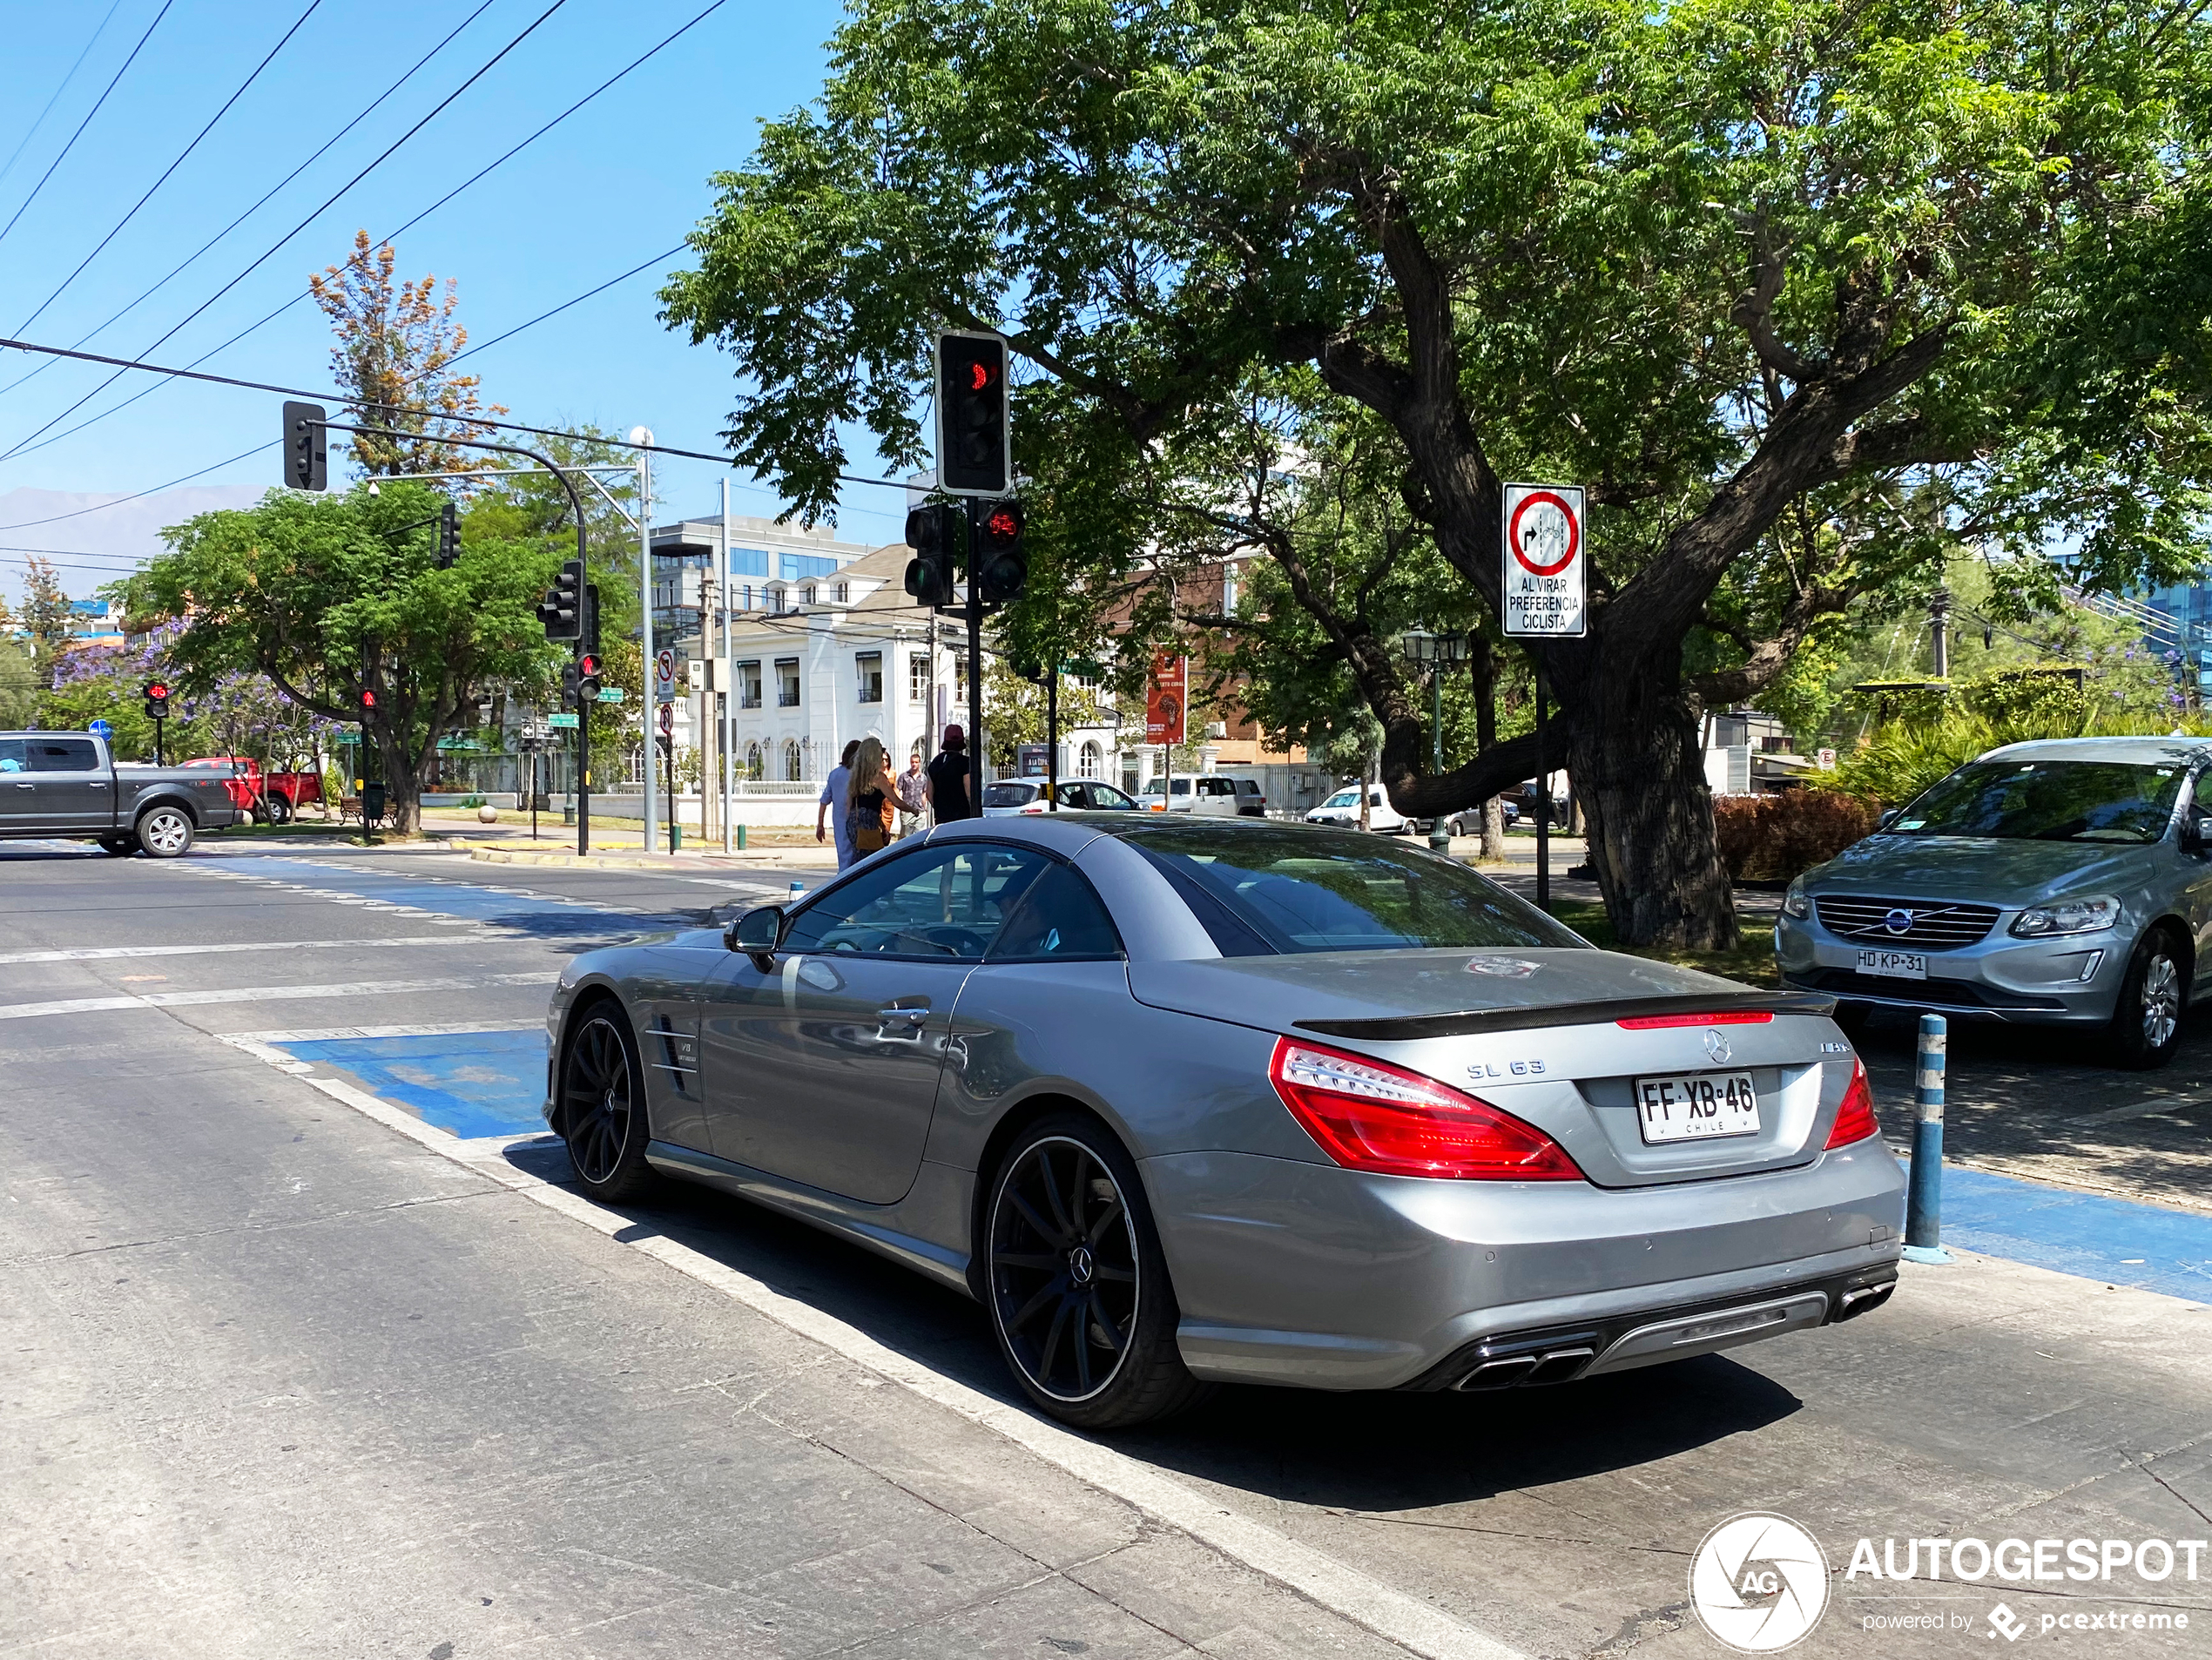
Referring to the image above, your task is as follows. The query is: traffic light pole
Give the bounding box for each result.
[317,421,593,850]
[967,571,984,821]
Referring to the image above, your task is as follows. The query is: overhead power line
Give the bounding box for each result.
[0,0,128,192]
[0,0,177,253]
[16,0,327,335]
[0,0,576,463]
[0,0,732,464]
[0,336,907,496]
[0,0,501,402]
[441,244,686,370]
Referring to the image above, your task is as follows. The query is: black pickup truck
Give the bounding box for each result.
[0,732,241,856]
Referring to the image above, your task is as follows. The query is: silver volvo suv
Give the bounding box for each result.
[1775,738,2212,1068]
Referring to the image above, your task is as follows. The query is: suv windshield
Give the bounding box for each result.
[1892,759,2187,844]
[1123,823,1587,954]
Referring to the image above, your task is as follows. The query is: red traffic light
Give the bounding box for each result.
[144,681,169,700]
[969,361,991,391]
[981,503,1023,543]
[577,654,600,678]
[360,691,377,711]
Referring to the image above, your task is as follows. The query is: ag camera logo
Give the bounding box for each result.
[1690,1513,1831,1652]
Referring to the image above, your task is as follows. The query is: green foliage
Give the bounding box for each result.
[981,655,1102,767]
[124,483,564,830]
[0,639,35,727]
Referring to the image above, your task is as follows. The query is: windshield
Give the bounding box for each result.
[1321,789,1359,808]
[1892,759,2186,844]
[981,782,1037,806]
[1124,823,1587,954]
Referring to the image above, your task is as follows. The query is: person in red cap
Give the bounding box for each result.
[924,724,974,822]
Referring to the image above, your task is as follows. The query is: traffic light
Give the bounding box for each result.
[577,652,603,702]
[142,680,172,721]
[537,559,583,640]
[281,401,327,491]
[902,502,961,606]
[435,501,460,569]
[583,582,601,653]
[561,661,581,705]
[359,689,378,717]
[936,331,1009,495]
[973,499,1027,604]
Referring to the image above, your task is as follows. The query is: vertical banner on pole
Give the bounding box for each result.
[1499,484,1586,910]
[1146,653,1186,813]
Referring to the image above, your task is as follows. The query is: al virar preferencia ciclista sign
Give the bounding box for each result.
[1500,482,1587,639]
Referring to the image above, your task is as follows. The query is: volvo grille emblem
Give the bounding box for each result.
[1703,1028,1732,1065]
[1883,908,1916,935]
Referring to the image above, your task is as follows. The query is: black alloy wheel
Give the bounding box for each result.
[561,1009,656,1200]
[984,1117,1204,1429]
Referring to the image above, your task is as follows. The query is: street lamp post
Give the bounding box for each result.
[1400,630,1469,856]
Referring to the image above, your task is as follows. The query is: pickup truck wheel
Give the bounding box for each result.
[135,806,194,859]
[263,795,293,826]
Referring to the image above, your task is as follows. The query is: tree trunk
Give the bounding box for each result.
[1568,663,1737,949]
[1470,637,1506,861]
[365,713,423,835]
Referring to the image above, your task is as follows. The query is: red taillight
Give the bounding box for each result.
[1824,1056,1880,1149]
[1268,1037,1586,1181]
[1615,1010,1776,1029]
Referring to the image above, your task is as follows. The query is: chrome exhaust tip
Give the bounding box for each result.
[1833,1280,1895,1322]
[1454,1344,1597,1391]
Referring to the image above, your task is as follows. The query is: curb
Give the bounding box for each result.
[455,842,828,874]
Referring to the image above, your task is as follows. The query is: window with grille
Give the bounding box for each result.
[776,658,800,707]
[856,651,883,703]
[738,661,762,709]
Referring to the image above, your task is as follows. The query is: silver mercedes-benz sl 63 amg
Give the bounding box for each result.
[543,815,1905,1427]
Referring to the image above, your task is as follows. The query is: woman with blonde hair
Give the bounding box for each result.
[844,735,897,858]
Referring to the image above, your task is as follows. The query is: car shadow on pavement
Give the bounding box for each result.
[496,1138,1802,1506]
[1851,1004,2212,1213]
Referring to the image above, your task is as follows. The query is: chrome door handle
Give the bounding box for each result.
[876,1006,929,1022]
[11,782,31,790]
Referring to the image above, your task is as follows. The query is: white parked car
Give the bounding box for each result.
[981,779,1143,816]
[1305,786,1413,833]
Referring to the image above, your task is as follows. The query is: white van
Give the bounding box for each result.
[1303,784,1412,833]
[1138,773,1267,817]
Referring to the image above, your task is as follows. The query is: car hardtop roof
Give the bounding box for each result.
[1979,735,2212,767]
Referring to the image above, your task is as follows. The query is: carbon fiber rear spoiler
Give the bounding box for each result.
[1294,989,1838,1043]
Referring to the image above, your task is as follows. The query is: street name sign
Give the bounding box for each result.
[597,685,626,704]
[547,712,579,729]
[1501,483,1587,638]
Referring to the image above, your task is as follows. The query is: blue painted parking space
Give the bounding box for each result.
[277,1029,549,1139]
[196,854,684,937]
[1941,1164,2212,1305]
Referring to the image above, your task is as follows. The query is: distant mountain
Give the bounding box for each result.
[0,483,265,603]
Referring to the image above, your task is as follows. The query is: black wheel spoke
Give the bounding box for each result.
[1039,1299,1071,1383]
[992,1252,1059,1272]
[1085,1202,1123,1246]
[1038,1149,1075,1238]
[1008,1279,1062,1332]
[1006,1189,1063,1246]
[1092,1264,1135,1285]
[1072,1311,1093,1393]
[1088,1292,1122,1352]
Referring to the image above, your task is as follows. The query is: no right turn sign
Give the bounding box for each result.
[1501,483,1587,638]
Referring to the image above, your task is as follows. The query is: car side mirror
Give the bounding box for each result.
[1876,808,1901,832]
[2182,810,2212,856]
[725,905,785,963]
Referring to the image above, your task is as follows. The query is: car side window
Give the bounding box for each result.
[988,861,1124,961]
[780,843,1050,960]
[0,739,24,773]
[27,739,98,772]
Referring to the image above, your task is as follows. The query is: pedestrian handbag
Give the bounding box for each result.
[848,792,892,854]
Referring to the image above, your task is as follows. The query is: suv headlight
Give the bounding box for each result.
[1782,876,1811,920]
[2009,894,2120,938]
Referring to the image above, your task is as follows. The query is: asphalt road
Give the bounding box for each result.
[4,838,2209,1660]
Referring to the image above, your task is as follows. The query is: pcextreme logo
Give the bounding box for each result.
[1690,1513,1833,1652]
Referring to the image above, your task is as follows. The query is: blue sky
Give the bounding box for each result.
[0,0,914,596]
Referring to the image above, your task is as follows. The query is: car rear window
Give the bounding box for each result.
[1123,824,1587,954]
[981,782,1038,807]
[1893,760,2187,843]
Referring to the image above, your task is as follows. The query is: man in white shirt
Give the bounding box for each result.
[816,739,860,869]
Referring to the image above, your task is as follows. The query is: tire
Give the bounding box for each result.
[558,1004,658,1201]
[134,806,193,858]
[982,1112,1205,1430]
[264,794,293,826]
[97,836,134,857]
[2108,930,2188,1070]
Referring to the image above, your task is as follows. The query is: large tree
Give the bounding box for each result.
[126,483,561,833]
[662,0,2212,945]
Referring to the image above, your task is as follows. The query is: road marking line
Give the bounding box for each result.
[0,974,556,1022]
[0,936,482,965]
[223,1019,546,1045]
[226,1035,1526,1660]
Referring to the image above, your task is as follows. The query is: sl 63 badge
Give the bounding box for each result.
[1469,1059,1547,1079]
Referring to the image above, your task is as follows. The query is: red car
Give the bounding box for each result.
[184,757,324,825]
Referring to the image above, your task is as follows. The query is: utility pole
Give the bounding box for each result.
[697,566,715,847]
[720,476,733,855]
[1930,586,1952,680]
[633,428,656,855]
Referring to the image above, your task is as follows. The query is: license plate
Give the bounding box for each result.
[1635,1071,1761,1144]
[1856,948,1928,980]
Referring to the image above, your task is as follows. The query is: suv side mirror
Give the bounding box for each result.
[2182,808,2212,855]
[1876,808,1901,832]
[726,905,785,962]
